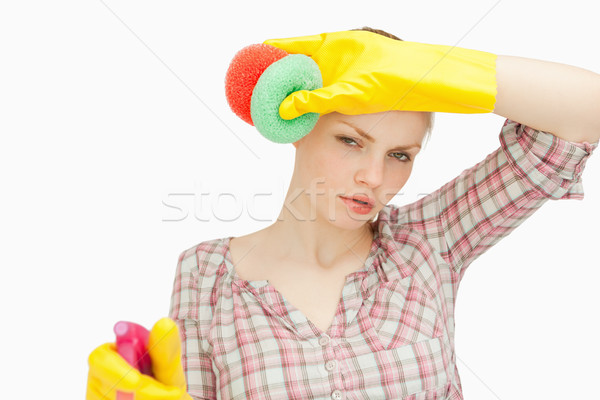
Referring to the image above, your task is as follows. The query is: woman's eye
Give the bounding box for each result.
[338,136,410,162]
[338,136,359,146]
[390,152,411,162]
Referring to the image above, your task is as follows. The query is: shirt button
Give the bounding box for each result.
[331,389,343,400]
[325,360,337,371]
[319,334,330,346]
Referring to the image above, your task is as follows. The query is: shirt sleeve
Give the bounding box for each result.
[393,119,597,278]
[169,248,217,400]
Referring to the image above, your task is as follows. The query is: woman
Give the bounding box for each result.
[87,27,599,399]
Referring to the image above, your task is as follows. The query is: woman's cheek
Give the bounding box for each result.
[380,173,411,204]
[318,151,349,177]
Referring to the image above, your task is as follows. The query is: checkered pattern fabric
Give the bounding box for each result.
[169,119,597,399]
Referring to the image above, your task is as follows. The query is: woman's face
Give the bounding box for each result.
[290,110,429,230]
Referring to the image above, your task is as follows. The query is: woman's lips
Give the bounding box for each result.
[339,196,375,215]
[348,195,374,207]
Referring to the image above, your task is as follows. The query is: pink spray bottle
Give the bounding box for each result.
[114,321,153,376]
[113,321,153,399]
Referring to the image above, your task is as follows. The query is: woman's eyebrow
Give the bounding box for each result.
[339,120,375,142]
[337,120,421,150]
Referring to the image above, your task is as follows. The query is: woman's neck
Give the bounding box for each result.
[264,203,374,271]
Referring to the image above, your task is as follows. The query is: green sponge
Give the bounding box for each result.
[250,54,322,143]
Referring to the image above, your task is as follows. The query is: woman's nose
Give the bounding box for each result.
[355,156,384,188]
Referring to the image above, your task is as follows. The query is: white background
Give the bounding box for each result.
[1,1,599,398]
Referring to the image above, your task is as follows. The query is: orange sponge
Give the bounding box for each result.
[225,43,323,143]
[224,44,288,126]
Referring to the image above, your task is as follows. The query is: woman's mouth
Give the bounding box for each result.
[339,195,375,215]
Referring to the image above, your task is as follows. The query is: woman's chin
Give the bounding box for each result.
[323,209,376,230]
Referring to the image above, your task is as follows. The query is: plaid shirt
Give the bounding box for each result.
[169,119,596,400]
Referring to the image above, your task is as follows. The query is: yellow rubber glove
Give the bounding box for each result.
[86,317,192,400]
[263,30,497,118]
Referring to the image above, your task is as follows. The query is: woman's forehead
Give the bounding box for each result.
[323,111,429,140]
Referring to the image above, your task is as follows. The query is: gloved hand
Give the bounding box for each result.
[86,317,192,400]
[263,30,497,118]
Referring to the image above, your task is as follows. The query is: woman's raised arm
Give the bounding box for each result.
[494,55,600,143]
